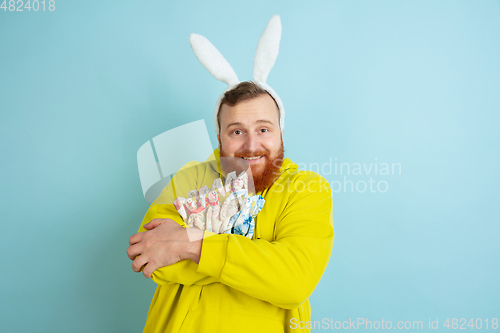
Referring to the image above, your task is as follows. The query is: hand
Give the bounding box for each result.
[127,219,203,278]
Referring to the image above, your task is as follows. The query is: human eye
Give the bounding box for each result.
[260,128,269,133]
[232,129,243,135]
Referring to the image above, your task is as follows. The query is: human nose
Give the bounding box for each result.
[243,131,260,152]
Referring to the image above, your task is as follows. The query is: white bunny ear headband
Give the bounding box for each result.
[189,15,285,134]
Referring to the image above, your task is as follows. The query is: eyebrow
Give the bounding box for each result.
[225,119,275,130]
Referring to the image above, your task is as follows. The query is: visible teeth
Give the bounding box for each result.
[243,156,262,160]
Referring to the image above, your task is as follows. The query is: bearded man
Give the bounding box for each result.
[127,81,334,333]
[217,82,285,194]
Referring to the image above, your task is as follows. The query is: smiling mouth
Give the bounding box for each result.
[241,156,263,160]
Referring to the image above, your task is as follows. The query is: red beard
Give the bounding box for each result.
[220,140,285,193]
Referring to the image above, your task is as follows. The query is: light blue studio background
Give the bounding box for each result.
[1,0,499,332]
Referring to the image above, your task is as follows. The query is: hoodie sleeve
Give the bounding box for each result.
[137,201,220,286]
[138,162,217,286]
[196,172,334,309]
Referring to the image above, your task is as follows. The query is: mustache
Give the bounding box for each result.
[233,149,269,158]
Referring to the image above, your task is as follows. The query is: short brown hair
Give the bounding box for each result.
[217,81,279,131]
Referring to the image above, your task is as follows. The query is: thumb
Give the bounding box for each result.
[143,219,164,230]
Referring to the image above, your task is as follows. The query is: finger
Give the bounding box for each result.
[142,262,157,279]
[143,218,163,230]
[129,232,144,246]
[126,243,143,261]
[132,254,148,273]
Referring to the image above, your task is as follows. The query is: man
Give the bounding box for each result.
[127,81,334,332]
[128,15,334,332]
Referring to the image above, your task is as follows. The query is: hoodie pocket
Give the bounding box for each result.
[179,308,284,333]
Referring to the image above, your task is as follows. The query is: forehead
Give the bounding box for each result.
[219,94,280,129]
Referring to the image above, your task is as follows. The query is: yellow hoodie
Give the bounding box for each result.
[137,149,334,332]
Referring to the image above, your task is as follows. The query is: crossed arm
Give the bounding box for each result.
[127,218,204,277]
[126,173,334,309]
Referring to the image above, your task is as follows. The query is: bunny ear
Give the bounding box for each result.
[253,15,282,84]
[173,198,187,220]
[213,178,225,196]
[198,185,209,207]
[189,33,239,86]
